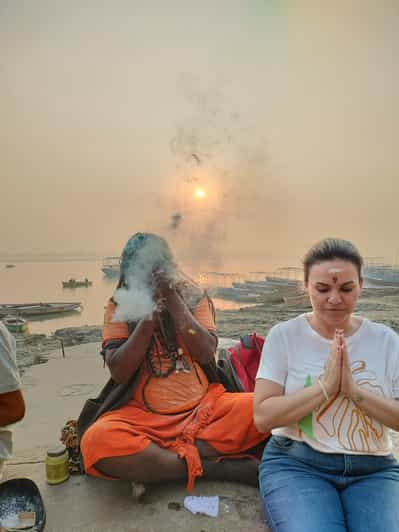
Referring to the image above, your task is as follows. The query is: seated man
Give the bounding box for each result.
[80,232,267,490]
[0,321,25,479]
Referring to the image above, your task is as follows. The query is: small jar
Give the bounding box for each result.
[45,444,70,485]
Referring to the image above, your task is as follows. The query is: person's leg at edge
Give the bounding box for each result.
[341,462,399,532]
[259,443,346,531]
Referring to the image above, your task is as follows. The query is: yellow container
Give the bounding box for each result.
[45,444,70,485]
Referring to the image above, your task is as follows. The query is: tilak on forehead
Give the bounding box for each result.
[327,267,344,283]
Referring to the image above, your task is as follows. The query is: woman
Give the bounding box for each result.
[0,322,25,480]
[80,232,266,490]
[254,238,399,531]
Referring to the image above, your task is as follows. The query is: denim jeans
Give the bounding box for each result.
[259,435,399,532]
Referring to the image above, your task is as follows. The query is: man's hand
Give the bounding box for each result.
[151,267,177,310]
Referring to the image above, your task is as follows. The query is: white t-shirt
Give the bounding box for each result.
[0,322,21,460]
[256,314,399,455]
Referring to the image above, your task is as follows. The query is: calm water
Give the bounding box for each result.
[0,261,270,335]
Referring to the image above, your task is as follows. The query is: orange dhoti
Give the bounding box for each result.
[81,383,266,490]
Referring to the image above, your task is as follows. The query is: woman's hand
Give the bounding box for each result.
[339,333,359,398]
[319,329,343,398]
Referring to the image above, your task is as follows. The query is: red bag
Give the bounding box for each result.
[227,332,265,392]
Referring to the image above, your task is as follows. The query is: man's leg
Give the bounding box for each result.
[94,442,187,483]
[95,440,259,486]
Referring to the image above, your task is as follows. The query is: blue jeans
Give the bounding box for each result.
[259,436,399,532]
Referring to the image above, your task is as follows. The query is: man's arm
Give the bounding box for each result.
[105,314,156,384]
[165,290,217,365]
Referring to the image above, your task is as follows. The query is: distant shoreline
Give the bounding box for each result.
[0,256,105,263]
[14,288,399,370]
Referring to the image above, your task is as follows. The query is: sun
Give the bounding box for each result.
[194,187,206,199]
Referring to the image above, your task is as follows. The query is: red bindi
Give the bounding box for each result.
[332,276,338,283]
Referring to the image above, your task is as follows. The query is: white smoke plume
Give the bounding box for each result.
[112,236,179,322]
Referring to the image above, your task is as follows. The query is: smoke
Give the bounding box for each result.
[113,278,156,322]
[166,74,280,273]
[170,212,183,230]
[113,236,179,322]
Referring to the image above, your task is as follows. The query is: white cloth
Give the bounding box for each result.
[256,314,399,455]
[0,428,13,459]
[0,322,21,460]
[0,322,21,394]
[184,496,219,517]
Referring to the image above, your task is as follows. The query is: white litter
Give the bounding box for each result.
[183,495,219,518]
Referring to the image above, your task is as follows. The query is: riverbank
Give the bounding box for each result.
[5,289,399,530]
[7,341,266,532]
[14,287,399,370]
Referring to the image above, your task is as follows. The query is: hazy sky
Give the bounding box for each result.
[1,1,398,271]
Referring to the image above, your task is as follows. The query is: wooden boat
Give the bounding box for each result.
[2,316,28,333]
[5,264,15,268]
[233,281,276,293]
[62,278,92,288]
[0,302,82,318]
[363,275,399,287]
[283,292,311,307]
[363,262,399,287]
[214,287,264,303]
[361,286,399,297]
[101,256,120,277]
[265,267,303,288]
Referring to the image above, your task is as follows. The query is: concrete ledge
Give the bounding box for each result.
[4,341,269,531]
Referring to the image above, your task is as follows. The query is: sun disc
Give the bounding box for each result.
[194,187,206,199]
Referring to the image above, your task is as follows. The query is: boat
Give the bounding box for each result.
[362,264,399,286]
[283,292,311,308]
[5,264,15,268]
[233,281,276,293]
[0,302,82,318]
[2,315,28,333]
[101,256,120,277]
[214,287,264,303]
[265,267,303,286]
[62,278,92,288]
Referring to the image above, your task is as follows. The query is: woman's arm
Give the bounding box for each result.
[341,342,399,431]
[351,387,399,431]
[0,389,25,426]
[254,332,342,433]
[253,379,326,433]
[105,314,156,384]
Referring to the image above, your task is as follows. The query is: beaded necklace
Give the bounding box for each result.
[145,311,191,377]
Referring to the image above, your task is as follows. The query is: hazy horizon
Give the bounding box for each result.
[2,2,398,272]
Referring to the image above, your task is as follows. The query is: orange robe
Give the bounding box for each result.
[80,297,266,490]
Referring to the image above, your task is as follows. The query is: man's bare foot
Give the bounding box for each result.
[131,481,146,499]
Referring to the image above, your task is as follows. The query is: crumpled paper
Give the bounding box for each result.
[183,496,219,518]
